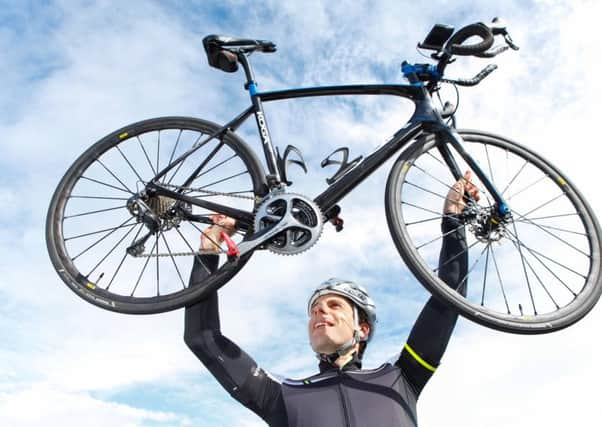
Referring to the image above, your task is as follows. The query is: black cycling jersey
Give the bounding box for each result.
[184,216,467,426]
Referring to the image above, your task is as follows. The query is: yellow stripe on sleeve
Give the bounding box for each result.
[404,343,437,372]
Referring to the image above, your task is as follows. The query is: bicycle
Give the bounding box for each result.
[46,18,602,334]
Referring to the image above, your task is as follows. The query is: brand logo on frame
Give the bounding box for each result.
[257,112,271,146]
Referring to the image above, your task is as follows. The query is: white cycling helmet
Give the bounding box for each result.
[308,278,377,345]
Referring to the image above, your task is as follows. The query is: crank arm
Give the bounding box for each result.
[236,217,298,256]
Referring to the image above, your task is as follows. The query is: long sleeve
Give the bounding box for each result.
[396,215,468,396]
[183,255,284,423]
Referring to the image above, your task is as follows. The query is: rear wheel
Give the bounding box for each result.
[385,130,602,334]
[46,117,266,314]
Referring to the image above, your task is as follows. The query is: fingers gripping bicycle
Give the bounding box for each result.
[46,18,602,334]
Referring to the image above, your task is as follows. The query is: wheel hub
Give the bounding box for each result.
[127,193,192,232]
[462,204,509,243]
[254,192,323,255]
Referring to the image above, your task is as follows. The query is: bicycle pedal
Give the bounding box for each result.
[329,216,344,232]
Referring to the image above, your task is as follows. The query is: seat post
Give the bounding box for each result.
[237,53,257,90]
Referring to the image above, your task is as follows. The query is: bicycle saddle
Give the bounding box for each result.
[203,35,276,73]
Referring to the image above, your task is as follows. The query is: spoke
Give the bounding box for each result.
[434,239,480,272]
[106,224,145,291]
[454,242,491,292]
[156,131,161,182]
[508,237,560,309]
[197,171,249,189]
[81,176,133,194]
[506,175,547,201]
[490,245,511,314]
[518,193,565,219]
[417,223,466,250]
[505,227,587,280]
[72,217,134,261]
[512,220,587,237]
[117,145,144,183]
[406,162,471,201]
[174,226,212,275]
[192,153,238,182]
[480,243,491,306]
[137,135,157,176]
[87,221,140,277]
[160,232,187,290]
[131,237,157,297]
[188,221,226,254]
[522,213,580,221]
[162,130,183,184]
[405,180,448,200]
[65,222,138,241]
[511,220,537,314]
[406,215,444,227]
[511,212,590,258]
[184,140,226,188]
[501,159,528,197]
[402,201,445,217]
[484,144,495,188]
[70,195,130,201]
[64,205,125,219]
[166,131,208,185]
[155,234,160,296]
[506,231,578,296]
[95,159,132,193]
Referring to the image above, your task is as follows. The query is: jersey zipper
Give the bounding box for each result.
[337,371,351,427]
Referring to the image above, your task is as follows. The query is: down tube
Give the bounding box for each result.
[314,122,424,213]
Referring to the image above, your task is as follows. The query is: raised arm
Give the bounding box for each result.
[396,171,478,396]
[183,219,283,422]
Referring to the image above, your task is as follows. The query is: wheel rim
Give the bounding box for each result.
[390,131,601,332]
[49,119,260,311]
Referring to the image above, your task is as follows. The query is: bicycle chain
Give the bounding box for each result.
[131,183,254,257]
[160,183,255,200]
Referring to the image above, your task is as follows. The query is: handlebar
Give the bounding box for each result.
[441,64,498,87]
[404,18,520,88]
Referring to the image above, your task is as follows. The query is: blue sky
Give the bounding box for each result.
[1,1,601,426]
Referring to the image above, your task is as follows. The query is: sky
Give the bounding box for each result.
[1,0,601,426]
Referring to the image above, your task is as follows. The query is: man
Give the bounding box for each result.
[184,172,478,426]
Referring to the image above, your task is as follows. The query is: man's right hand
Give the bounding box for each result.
[200,214,237,253]
[443,171,480,214]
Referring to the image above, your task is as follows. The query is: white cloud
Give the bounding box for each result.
[1,0,601,426]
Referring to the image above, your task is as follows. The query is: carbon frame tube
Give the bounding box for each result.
[437,126,510,215]
[314,121,424,213]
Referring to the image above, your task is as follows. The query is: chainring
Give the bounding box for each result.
[254,192,323,255]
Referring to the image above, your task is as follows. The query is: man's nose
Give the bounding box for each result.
[312,302,327,316]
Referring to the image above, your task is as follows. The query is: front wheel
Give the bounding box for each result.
[385,130,602,334]
[46,117,267,314]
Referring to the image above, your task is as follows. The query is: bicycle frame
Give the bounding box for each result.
[146,55,511,254]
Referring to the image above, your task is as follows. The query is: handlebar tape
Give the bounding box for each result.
[446,23,494,56]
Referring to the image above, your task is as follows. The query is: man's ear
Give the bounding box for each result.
[358,322,370,340]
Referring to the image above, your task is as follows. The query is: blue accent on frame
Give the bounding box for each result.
[498,203,510,216]
[248,82,258,96]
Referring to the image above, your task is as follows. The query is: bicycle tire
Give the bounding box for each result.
[385,129,602,334]
[46,116,267,314]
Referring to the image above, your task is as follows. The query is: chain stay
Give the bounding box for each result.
[131,183,253,257]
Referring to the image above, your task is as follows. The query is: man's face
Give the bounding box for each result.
[308,294,360,355]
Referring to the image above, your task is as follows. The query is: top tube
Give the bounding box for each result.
[249,84,425,102]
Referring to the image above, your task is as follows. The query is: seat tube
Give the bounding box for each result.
[238,53,282,183]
